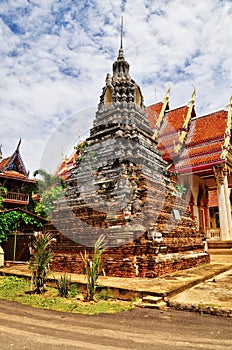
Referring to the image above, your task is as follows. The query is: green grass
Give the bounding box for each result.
[0,276,133,315]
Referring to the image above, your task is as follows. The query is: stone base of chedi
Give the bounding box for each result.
[49,45,209,278]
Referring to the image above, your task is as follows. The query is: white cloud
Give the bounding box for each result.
[0,0,231,174]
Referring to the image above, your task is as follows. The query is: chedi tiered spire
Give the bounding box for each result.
[98,25,144,109]
[52,23,208,278]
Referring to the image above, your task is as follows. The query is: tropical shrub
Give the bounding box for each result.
[29,232,56,294]
[56,274,71,297]
[81,235,105,301]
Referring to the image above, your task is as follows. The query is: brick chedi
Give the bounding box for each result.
[50,43,209,278]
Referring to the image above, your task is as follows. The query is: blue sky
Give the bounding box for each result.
[0,0,232,174]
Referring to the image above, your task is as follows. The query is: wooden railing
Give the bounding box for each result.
[3,192,29,205]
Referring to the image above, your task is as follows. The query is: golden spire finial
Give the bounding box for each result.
[191,85,196,102]
[166,83,171,99]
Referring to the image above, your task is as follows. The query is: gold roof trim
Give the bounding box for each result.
[220,96,232,160]
[152,84,170,140]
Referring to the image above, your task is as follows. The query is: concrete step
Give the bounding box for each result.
[134,295,167,309]
[209,249,232,255]
[208,241,232,249]
[136,300,167,309]
[142,295,163,304]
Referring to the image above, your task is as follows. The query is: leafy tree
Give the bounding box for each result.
[33,169,64,192]
[0,214,9,244]
[35,185,63,219]
[33,169,64,219]
[0,187,7,211]
[22,182,38,213]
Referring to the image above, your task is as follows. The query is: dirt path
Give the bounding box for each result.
[0,299,232,349]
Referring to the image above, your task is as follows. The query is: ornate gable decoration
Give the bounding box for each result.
[174,86,196,154]
[0,140,28,177]
[220,96,232,162]
[152,85,171,140]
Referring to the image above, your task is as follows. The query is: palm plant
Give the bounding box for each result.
[29,232,56,294]
[33,168,64,219]
[81,235,105,301]
[33,169,64,192]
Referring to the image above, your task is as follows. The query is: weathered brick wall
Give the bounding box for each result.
[46,223,209,278]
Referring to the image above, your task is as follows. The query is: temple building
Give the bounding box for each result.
[0,140,36,209]
[146,93,232,242]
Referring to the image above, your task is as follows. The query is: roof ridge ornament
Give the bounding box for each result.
[16,138,21,151]
[221,95,232,160]
[190,85,196,103]
[166,83,171,99]
[174,86,196,153]
[152,84,171,140]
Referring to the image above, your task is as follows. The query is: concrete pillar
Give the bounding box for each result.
[214,166,230,241]
[223,174,232,240]
[217,183,230,240]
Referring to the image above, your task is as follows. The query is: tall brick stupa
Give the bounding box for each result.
[51,35,209,277]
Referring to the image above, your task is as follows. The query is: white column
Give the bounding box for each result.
[217,183,230,240]
[214,166,230,241]
[223,174,232,240]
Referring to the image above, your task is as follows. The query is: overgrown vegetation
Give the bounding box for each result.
[33,169,64,192]
[34,186,64,218]
[29,232,56,294]
[0,187,7,210]
[0,276,133,315]
[33,169,64,219]
[81,235,105,301]
[0,210,43,244]
[56,274,71,297]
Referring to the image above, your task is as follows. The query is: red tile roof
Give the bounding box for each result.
[3,170,28,179]
[0,157,10,171]
[185,110,227,146]
[55,151,79,180]
[155,106,189,162]
[0,171,36,183]
[159,105,188,135]
[145,102,163,129]
[175,110,228,171]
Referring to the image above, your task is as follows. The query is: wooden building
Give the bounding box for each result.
[0,140,36,209]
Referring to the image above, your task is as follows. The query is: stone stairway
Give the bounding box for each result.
[135,295,167,309]
[208,241,232,255]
